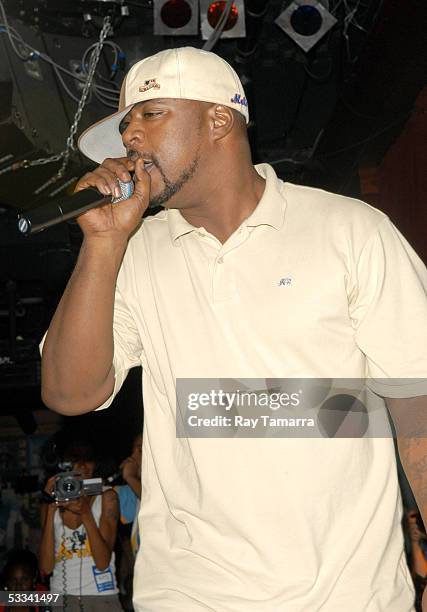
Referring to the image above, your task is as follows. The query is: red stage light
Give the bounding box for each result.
[207,1,239,31]
[160,0,193,29]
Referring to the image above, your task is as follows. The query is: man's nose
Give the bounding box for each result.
[122,122,145,149]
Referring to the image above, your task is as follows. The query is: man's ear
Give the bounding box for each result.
[209,104,234,140]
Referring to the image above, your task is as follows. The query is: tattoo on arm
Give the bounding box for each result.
[103,491,119,522]
[105,506,119,520]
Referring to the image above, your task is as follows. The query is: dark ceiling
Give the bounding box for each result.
[0,0,426,421]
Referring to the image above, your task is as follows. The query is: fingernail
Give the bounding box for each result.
[115,186,122,198]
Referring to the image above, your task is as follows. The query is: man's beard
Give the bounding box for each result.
[149,154,199,207]
[127,150,200,208]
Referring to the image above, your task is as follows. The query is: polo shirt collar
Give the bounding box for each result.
[167,163,285,243]
[244,163,286,230]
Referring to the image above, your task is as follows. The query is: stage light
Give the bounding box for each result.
[208,2,238,30]
[275,1,337,52]
[154,0,199,36]
[200,0,246,40]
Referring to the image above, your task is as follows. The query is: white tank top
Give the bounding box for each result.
[50,493,118,596]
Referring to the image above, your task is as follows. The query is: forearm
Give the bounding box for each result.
[41,236,126,414]
[83,512,112,570]
[39,505,56,575]
[387,397,427,528]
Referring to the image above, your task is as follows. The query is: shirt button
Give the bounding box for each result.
[217,256,224,264]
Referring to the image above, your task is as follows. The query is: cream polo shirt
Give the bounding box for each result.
[90,164,426,610]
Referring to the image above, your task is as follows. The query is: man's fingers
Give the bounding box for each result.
[76,168,120,197]
[102,157,134,182]
[133,157,147,181]
[132,158,151,207]
[76,158,138,206]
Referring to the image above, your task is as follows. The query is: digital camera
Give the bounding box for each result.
[53,463,103,502]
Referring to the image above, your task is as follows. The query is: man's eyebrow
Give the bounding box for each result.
[118,99,173,131]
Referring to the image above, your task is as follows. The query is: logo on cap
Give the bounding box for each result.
[139,79,161,92]
[230,93,248,108]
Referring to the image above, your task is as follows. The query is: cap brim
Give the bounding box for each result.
[78,105,134,164]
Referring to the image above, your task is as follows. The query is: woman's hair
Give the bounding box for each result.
[42,429,119,480]
[62,440,97,464]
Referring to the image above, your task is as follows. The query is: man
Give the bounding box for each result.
[117,432,142,556]
[40,47,427,611]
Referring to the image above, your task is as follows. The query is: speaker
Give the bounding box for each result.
[0,17,123,155]
[154,0,199,36]
[200,0,246,40]
[275,1,337,52]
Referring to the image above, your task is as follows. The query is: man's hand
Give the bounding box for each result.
[75,156,151,241]
[120,441,142,482]
[422,584,427,611]
[120,444,142,498]
[120,456,140,482]
[408,511,426,543]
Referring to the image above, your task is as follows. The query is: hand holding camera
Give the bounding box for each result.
[42,463,103,505]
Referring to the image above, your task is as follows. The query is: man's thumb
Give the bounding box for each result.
[132,170,150,209]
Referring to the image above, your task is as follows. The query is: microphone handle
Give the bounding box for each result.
[18,189,108,235]
[17,179,134,235]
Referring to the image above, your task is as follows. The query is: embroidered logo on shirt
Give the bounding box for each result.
[278,277,292,287]
[139,79,160,92]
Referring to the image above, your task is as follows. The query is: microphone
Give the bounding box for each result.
[17,178,134,235]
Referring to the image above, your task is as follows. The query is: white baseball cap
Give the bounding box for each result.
[78,46,249,164]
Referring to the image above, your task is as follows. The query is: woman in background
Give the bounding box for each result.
[39,441,122,612]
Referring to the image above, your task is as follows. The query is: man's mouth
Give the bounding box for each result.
[127,151,155,172]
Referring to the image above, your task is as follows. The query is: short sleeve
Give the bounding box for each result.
[350,217,427,397]
[94,283,145,411]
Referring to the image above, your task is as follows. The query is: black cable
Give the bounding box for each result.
[303,55,333,82]
[318,109,411,159]
[338,92,378,120]
[60,511,86,612]
[79,530,84,612]
[61,519,68,612]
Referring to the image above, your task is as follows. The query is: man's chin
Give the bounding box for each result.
[149,190,177,209]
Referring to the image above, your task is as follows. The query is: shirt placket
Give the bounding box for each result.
[209,226,249,303]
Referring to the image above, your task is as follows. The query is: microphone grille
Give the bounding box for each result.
[111,178,134,204]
